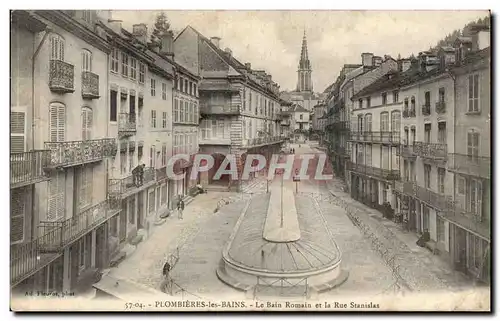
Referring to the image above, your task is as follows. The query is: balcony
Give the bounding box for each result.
[448,153,490,179]
[10,234,62,286]
[348,162,400,181]
[37,200,121,252]
[243,136,284,148]
[413,142,447,160]
[156,167,168,182]
[409,109,416,117]
[44,138,117,168]
[10,150,50,189]
[332,121,349,131]
[394,181,452,211]
[447,202,490,240]
[421,104,431,116]
[349,131,400,144]
[81,71,100,99]
[435,101,446,114]
[108,167,156,199]
[49,60,74,93]
[118,113,137,137]
[200,103,240,115]
[403,109,409,118]
[396,144,417,159]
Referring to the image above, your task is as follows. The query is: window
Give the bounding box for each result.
[424,123,431,143]
[404,98,409,112]
[468,74,480,112]
[468,178,483,217]
[410,96,415,113]
[380,112,389,131]
[242,87,246,111]
[48,172,65,221]
[194,84,198,97]
[162,83,167,100]
[180,100,185,122]
[439,87,445,103]
[382,92,387,105]
[424,91,431,107]
[358,99,363,109]
[50,34,65,61]
[121,52,128,77]
[194,103,198,123]
[162,112,167,128]
[148,190,156,214]
[393,90,399,103]
[151,110,157,128]
[437,168,445,194]
[179,77,184,92]
[150,78,156,96]
[78,165,93,209]
[424,164,431,189]
[189,82,192,95]
[162,144,167,166]
[300,114,303,120]
[391,111,401,132]
[365,144,372,165]
[404,127,409,145]
[11,189,26,243]
[10,110,25,153]
[366,97,371,108]
[49,103,65,142]
[81,50,92,72]
[82,10,92,23]
[139,63,145,84]
[77,236,90,273]
[149,146,156,168]
[184,79,188,94]
[365,114,372,132]
[129,57,137,80]
[467,129,479,157]
[438,122,446,144]
[128,197,136,224]
[410,127,416,145]
[110,90,117,122]
[111,48,119,73]
[81,107,92,140]
[437,216,445,244]
[174,98,179,122]
[357,144,364,165]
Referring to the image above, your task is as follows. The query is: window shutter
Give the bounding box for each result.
[56,173,65,220]
[48,175,58,221]
[10,189,25,243]
[50,104,65,142]
[10,111,25,153]
[477,180,483,218]
[82,108,92,140]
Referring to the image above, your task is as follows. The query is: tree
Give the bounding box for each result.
[150,11,173,49]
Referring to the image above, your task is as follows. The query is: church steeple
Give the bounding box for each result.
[297,30,313,92]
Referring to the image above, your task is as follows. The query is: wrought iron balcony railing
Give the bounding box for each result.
[435,101,446,114]
[118,113,137,136]
[394,181,452,211]
[108,167,156,199]
[156,167,168,182]
[37,200,120,252]
[447,153,490,179]
[200,103,240,115]
[421,104,431,116]
[81,71,99,99]
[10,233,62,286]
[49,60,74,93]
[413,142,447,159]
[349,131,400,144]
[44,138,117,168]
[10,150,50,188]
[348,162,400,181]
[396,144,417,159]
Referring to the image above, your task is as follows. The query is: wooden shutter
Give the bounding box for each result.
[50,103,65,142]
[10,188,25,243]
[82,108,92,140]
[10,111,25,153]
[48,172,65,221]
[50,35,64,61]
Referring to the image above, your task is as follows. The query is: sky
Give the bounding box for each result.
[113,10,488,93]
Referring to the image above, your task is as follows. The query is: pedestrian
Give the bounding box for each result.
[177,198,185,220]
[161,261,171,293]
[132,164,143,187]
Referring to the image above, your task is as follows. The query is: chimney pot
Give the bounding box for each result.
[245,62,251,70]
[210,37,221,48]
[132,23,148,44]
[224,47,232,56]
[361,52,374,67]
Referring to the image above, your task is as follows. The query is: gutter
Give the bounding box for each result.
[32,27,51,150]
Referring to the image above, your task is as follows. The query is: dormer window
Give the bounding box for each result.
[82,10,92,24]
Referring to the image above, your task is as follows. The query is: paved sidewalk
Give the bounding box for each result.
[324,178,474,292]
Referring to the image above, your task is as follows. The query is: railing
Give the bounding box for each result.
[118,113,137,135]
[37,200,120,252]
[108,167,156,198]
[348,162,400,180]
[435,101,446,114]
[81,71,99,99]
[421,104,431,116]
[244,136,284,147]
[396,144,416,158]
[447,153,490,179]
[349,131,400,144]
[44,139,117,167]
[403,109,409,118]
[413,142,447,159]
[10,150,50,188]
[409,109,416,117]
[395,181,452,211]
[156,167,167,182]
[49,60,74,93]
[199,103,240,115]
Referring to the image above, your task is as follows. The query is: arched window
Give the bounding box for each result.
[82,107,93,140]
[82,49,92,72]
[467,129,479,157]
[410,96,416,113]
[391,111,401,132]
[364,113,372,132]
[49,102,66,142]
[49,34,65,61]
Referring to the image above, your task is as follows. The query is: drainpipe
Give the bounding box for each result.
[32,27,51,150]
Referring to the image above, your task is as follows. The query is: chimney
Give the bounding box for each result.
[150,41,160,53]
[132,23,147,44]
[373,56,382,66]
[245,63,251,70]
[210,37,221,48]
[224,47,232,57]
[108,19,122,34]
[401,59,411,72]
[160,32,174,58]
[471,25,490,51]
[361,53,374,67]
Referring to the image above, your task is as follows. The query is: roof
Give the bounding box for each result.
[352,70,404,99]
[199,80,239,92]
[292,104,309,113]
